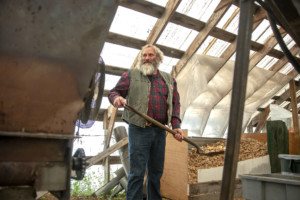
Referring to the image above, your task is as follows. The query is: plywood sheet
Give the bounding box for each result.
[161,130,188,200]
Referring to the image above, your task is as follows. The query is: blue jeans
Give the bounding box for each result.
[126,124,166,200]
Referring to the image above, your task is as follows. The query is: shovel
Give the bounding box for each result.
[123,104,225,156]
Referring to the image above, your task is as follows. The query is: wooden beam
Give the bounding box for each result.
[273,81,300,105]
[120,0,163,19]
[173,0,233,76]
[107,32,184,59]
[129,0,182,69]
[87,137,128,168]
[289,80,300,154]
[105,65,127,76]
[249,27,286,71]
[269,45,300,72]
[254,106,270,133]
[85,156,121,165]
[105,106,118,148]
[289,80,299,134]
[107,32,144,50]
[105,17,288,70]
[96,109,123,122]
[147,0,181,44]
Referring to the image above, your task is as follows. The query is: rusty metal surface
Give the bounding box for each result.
[0,136,67,162]
[0,162,67,190]
[0,186,36,200]
[0,0,118,134]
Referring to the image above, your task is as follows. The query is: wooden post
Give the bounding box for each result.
[289,80,300,154]
[254,106,270,133]
[103,110,110,183]
[102,106,118,182]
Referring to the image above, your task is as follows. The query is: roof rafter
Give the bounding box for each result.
[172,0,234,76]
[129,0,182,68]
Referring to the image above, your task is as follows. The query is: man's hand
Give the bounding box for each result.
[113,96,126,108]
[173,128,184,142]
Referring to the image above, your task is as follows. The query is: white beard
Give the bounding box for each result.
[137,63,157,76]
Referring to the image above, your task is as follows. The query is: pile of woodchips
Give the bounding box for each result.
[188,138,268,183]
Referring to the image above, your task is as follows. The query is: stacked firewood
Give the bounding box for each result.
[188,138,268,183]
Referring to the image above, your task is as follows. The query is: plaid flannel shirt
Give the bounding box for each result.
[108,70,181,129]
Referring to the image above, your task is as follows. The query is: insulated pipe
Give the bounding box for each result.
[219,0,254,200]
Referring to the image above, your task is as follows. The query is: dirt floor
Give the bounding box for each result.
[39,193,126,200]
[40,193,245,200]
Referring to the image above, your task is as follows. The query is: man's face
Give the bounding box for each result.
[142,47,157,65]
[138,46,160,75]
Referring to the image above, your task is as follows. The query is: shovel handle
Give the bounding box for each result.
[123,104,204,154]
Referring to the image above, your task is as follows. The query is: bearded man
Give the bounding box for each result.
[108,44,183,200]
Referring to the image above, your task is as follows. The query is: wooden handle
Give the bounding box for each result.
[123,104,203,153]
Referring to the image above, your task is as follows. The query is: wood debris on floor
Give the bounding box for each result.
[188,138,268,183]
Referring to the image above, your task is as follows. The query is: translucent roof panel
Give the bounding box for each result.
[205,39,231,57]
[159,56,179,73]
[196,36,215,54]
[279,63,294,75]
[145,0,168,7]
[295,74,300,81]
[256,26,274,44]
[274,34,296,51]
[156,23,198,51]
[251,19,270,42]
[228,50,255,62]
[223,9,240,35]
[256,55,278,70]
[100,97,110,109]
[176,0,221,22]
[105,74,124,90]
[279,101,289,108]
[101,42,140,69]
[109,6,157,41]
[216,4,239,29]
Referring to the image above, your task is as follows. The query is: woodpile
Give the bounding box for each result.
[188,138,268,183]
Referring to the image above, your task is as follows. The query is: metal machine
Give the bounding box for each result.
[0,0,118,199]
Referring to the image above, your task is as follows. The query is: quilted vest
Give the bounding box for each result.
[122,69,173,128]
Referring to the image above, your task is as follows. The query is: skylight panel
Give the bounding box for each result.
[224,11,239,35]
[105,74,123,90]
[295,74,300,81]
[101,43,139,69]
[229,52,236,61]
[100,97,110,109]
[196,36,214,54]
[176,0,221,22]
[109,6,157,40]
[251,19,270,42]
[156,23,198,51]
[274,34,295,51]
[279,63,294,75]
[229,50,255,62]
[145,0,168,7]
[160,56,179,73]
[256,55,278,70]
[205,39,231,57]
[216,5,238,29]
[256,26,273,44]
[279,101,289,108]
[275,84,289,96]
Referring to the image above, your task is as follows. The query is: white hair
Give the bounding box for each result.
[136,44,164,67]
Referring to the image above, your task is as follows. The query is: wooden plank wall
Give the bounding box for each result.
[161,130,188,200]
